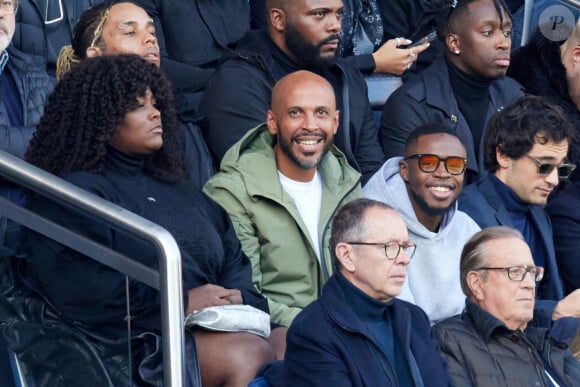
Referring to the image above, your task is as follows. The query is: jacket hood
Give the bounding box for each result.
[219,123,360,200]
[363,157,458,240]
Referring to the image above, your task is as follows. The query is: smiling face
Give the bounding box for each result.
[341,207,412,302]
[267,71,338,181]
[282,0,343,68]
[91,2,160,67]
[470,237,536,330]
[400,133,467,231]
[447,0,512,79]
[110,88,163,155]
[495,139,569,205]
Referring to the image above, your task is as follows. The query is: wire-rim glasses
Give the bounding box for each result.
[346,241,417,260]
[476,265,544,282]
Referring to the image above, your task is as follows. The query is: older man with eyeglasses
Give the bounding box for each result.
[364,123,481,325]
[433,226,580,386]
[459,95,580,335]
[284,198,453,386]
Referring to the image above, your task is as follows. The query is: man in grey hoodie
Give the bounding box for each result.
[364,123,480,325]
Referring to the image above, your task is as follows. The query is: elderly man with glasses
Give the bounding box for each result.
[459,95,580,333]
[433,226,580,386]
[284,198,453,386]
[364,123,481,325]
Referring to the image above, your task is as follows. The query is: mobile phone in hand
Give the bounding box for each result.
[409,31,437,48]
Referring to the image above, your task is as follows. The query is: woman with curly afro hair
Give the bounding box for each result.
[21,54,274,386]
[55,0,215,189]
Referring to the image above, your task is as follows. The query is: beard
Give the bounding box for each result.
[284,21,339,69]
[408,188,457,218]
[278,130,332,170]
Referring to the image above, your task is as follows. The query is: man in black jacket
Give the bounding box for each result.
[380,0,523,184]
[132,0,251,119]
[200,0,384,184]
[433,226,580,386]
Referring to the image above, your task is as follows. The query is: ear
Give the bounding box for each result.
[332,110,339,135]
[571,46,580,66]
[86,46,103,58]
[266,110,278,135]
[446,33,460,55]
[399,159,409,182]
[335,242,356,273]
[270,8,286,32]
[467,271,485,301]
[495,145,510,169]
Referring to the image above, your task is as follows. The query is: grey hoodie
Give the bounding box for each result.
[363,157,480,325]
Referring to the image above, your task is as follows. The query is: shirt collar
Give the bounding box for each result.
[0,51,9,74]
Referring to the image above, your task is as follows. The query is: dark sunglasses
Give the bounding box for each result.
[526,155,576,178]
[404,154,467,175]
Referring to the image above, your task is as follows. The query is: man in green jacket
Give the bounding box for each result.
[204,70,361,358]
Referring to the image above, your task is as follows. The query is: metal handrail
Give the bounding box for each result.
[0,150,185,386]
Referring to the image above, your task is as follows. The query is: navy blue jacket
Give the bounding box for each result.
[459,175,563,328]
[546,180,580,295]
[0,46,54,252]
[284,272,453,387]
[200,29,384,184]
[380,56,523,183]
[14,0,103,77]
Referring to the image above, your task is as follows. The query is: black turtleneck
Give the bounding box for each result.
[336,272,413,386]
[447,58,492,158]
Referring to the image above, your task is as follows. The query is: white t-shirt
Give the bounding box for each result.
[278,171,323,262]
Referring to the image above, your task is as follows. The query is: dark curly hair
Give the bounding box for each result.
[26,54,186,183]
[483,94,576,172]
[435,0,512,42]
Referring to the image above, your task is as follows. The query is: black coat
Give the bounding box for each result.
[508,29,580,171]
[380,56,523,183]
[434,300,580,386]
[200,30,384,184]
[546,179,580,295]
[14,0,103,76]
[285,272,453,386]
[132,0,250,116]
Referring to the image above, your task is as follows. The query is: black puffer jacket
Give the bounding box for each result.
[433,301,580,387]
[13,0,102,76]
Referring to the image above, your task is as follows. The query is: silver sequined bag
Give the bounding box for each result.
[184,304,271,338]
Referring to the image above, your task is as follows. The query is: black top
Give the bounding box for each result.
[447,58,491,160]
[23,146,267,333]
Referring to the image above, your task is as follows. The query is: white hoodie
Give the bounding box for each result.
[363,157,480,325]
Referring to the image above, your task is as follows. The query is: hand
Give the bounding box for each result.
[186,284,243,314]
[552,288,580,320]
[372,37,430,75]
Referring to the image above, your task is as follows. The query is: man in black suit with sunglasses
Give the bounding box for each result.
[459,94,580,332]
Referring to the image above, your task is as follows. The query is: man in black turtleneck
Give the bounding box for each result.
[380,0,523,184]
[284,198,453,386]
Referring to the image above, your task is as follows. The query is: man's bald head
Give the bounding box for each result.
[271,70,336,114]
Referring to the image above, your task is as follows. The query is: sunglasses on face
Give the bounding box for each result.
[526,155,576,178]
[404,154,467,175]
